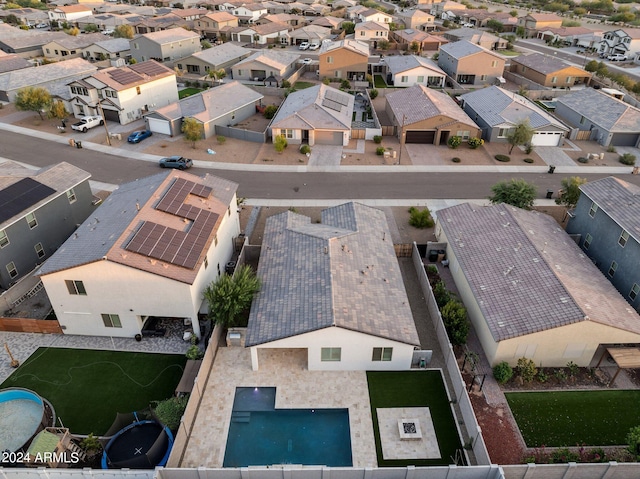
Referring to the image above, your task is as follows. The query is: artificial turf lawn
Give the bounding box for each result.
[506,390,640,447]
[179,88,203,99]
[367,371,463,466]
[1,347,186,436]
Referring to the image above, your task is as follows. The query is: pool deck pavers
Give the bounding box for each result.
[180,347,378,468]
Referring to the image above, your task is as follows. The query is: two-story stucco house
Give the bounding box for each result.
[566,177,640,312]
[130,28,201,64]
[48,5,93,25]
[67,60,178,124]
[437,40,505,86]
[354,21,389,47]
[517,13,562,37]
[0,161,93,291]
[195,11,239,40]
[319,39,369,82]
[38,170,241,339]
[43,33,110,61]
[598,29,640,59]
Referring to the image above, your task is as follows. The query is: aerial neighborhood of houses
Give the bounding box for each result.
[3,0,640,477]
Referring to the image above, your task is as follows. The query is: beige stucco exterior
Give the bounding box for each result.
[510,61,591,88]
[385,109,480,145]
[319,45,368,80]
[438,49,505,86]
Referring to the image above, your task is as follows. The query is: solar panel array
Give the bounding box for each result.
[125,178,218,270]
[0,178,56,224]
[325,89,350,106]
[130,61,170,78]
[109,69,143,86]
[322,98,343,112]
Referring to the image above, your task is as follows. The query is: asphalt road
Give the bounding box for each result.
[2,130,639,200]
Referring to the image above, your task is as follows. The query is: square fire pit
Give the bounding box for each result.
[398,418,422,440]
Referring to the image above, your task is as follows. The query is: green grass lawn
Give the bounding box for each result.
[506,390,640,447]
[367,371,463,466]
[293,81,315,90]
[1,348,186,435]
[179,88,203,99]
[500,50,521,57]
[373,74,387,88]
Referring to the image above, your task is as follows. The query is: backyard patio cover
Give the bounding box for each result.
[597,347,640,385]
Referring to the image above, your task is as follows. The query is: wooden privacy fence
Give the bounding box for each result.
[0,318,62,334]
[394,244,413,257]
[575,130,592,140]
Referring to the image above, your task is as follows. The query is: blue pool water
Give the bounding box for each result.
[223,388,352,467]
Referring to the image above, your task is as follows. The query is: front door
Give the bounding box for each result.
[302,130,309,143]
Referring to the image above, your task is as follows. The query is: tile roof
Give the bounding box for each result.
[90,60,174,91]
[0,30,68,50]
[0,57,96,92]
[47,32,110,50]
[447,28,500,44]
[437,203,640,341]
[383,54,445,76]
[38,170,238,285]
[57,4,92,13]
[234,49,299,70]
[245,202,420,347]
[91,38,131,54]
[139,27,200,44]
[539,26,595,36]
[270,83,353,130]
[0,54,31,74]
[0,161,91,230]
[511,52,582,75]
[527,13,562,22]
[556,88,640,132]
[153,80,263,122]
[319,38,369,56]
[355,21,389,32]
[579,176,640,244]
[204,11,237,22]
[386,84,475,127]
[184,42,249,66]
[439,39,502,60]
[393,29,445,44]
[460,86,568,130]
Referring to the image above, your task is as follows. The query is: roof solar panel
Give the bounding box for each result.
[325,89,350,106]
[0,178,56,225]
[109,69,142,86]
[130,60,170,77]
[322,98,343,112]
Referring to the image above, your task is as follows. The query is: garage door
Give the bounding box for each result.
[315,130,343,145]
[102,109,120,123]
[147,117,171,136]
[406,130,435,144]
[531,131,563,146]
[611,133,640,147]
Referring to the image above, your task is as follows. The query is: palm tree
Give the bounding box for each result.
[202,265,261,328]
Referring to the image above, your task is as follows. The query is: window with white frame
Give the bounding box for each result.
[327,56,333,64]
[417,75,424,83]
[35,242,45,258]
[25,212,37,229]
[401,75,408,83]
[584,233,592,250]
[101,313,122,328]
[65,280,87,295]
[6,262,17,279]
[498,128,509,138]
[619,230,629,247]
[630,283,640,301]
[566,77,572,84]
[589,202,598,218]
[551,76,557,84]
[321,347,341,361]
[283,129,294,139]
[456,130,470,140]
[66,188,77,203]
[579,116,585,125]
[480,74,487,81]
[372,347,393,361]
[0,230,8,248]
[608,261,618,277]
[491,60,497,68]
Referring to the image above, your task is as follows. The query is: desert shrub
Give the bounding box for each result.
[607,145,617,153]
[516,357,537,382]
[452,157,461,163]
[322,77,330,85]
[299,144,311,154]
[554,368,567,382]
[551,448,579,463]
[369,89,378,99]
[493,361,513,384]
[441,300,469,345]
[537,369,548,383]
[447,135,462,149]
[274,134,288,153]
[495,154,511,162]
[524,143,534,154]
[467,137,484,149]
[186,345,203,360]
[408,206,434,228]
[426,264,438,275]
[373,135,382,144]
[523,158,534,163]
[619,152,637,165]
[577,156,589,163]
[376,146,385,155]
[216,135,226,144]
[153,396,189,432]
[567,361,579,377]
[340,79,351,89]
[433,281,451,309]
[263,105,278,119]
[627,426,640,459]
[281,79,291,88]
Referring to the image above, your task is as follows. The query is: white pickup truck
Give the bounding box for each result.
[71,115,104,132]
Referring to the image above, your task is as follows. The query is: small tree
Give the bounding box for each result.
[447,135,461,149]
[486,19,504,33]
[410,41,420,52]
[202,264,261,328]
[493,361,513,384]
[408,206,434,228]
[555,176,587,209]
[342,21,355,34]
[153,396,189,432]
[369,89,378,99]
[263,105,278,119]
[340,79,351,90]
[378,40,389,51]
[48,100,69,120]
[274,134,288,153]
[66,26,80,36]
[433,281,451,309]
[181,117,203,149]
[15,86,52,120]
[113,24,134,39]
[85,24,99,33]
[441,300,469,345]
[489,178,537,210]
[507,120,534,154]
[201,40,212,49]
[516,357,537,383]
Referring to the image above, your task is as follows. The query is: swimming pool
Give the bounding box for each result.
[223,388,352,467]
[0,388,47,452]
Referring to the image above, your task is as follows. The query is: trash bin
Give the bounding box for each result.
[225,261,236,275]
[548,165,556,174]
[428,250,438,262]
[437,249,446,262]
[546,189,554,199]
[75,140,82,149]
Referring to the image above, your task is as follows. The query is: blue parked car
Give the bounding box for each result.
[127,130,152,143]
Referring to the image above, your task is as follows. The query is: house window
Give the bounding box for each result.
[521,66,526,72]
[214,234,218,246]
[491,60,498,67]
[498,128,509,138]
[66,188,77,203]
[204,256,208,269]
[630,283,640,301]
[457,130,470,140]
[26,212,38,229]
[0,230,8,248]
[401,75,408,83]
[327,56,333,64]
[283,129,294,138]
[372,347,393,361]
[584,233,592,250]
[65,280,87,295]
[589,202,598,218]
[6,262,17,279]
[417,75,424,83]
[228,206,231,216]
[608,261,618,277]
[101,313,122,328]
[237,69,242,76]
[551,76,557,84]
[619,230,629,247]
[579,116,585,125]
[136,86,141,95]
[35,242,45,258]
[566,77,572,84]
[133,42,138,49]
[360,31,365,36]
[321,347,341,361]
